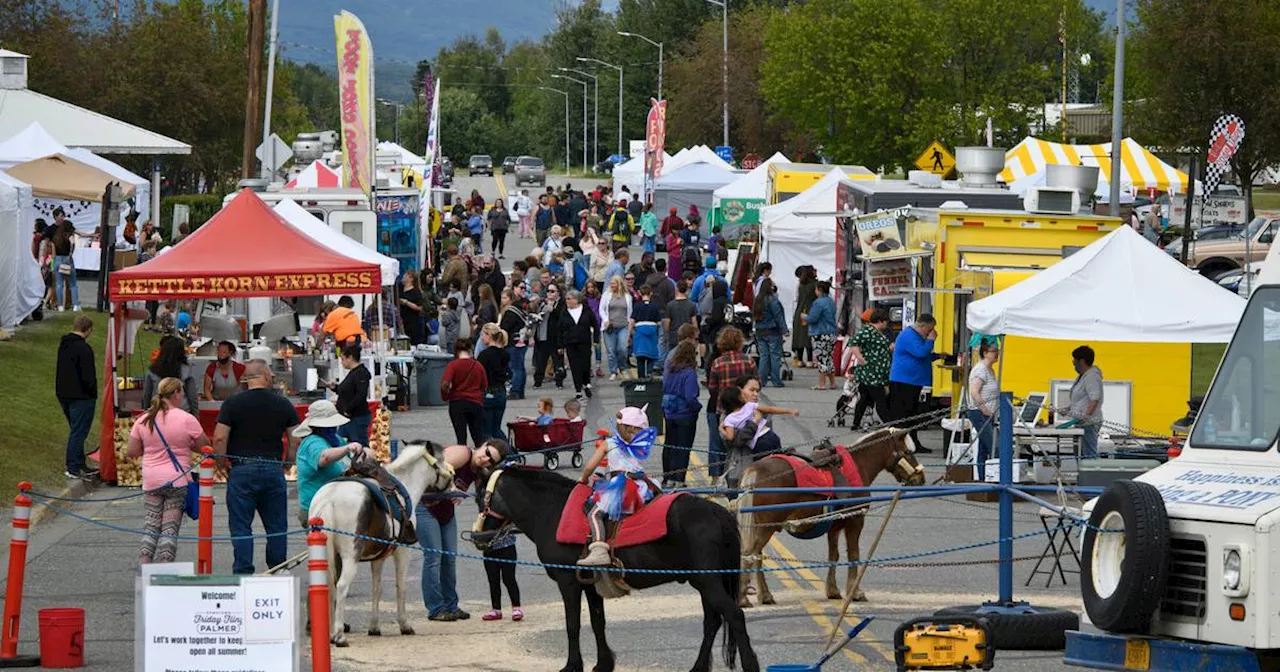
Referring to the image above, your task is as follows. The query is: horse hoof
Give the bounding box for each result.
[368,627,381,637]
[400,625,415,636]
[331,635,349,647]
[826,591,842,600]
[559,665,584,672]
[853,591,868,602]
[344,623,351,633]
[760,595,776,605]
[739,599,754,608]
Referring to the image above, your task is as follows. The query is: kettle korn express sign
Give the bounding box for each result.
[112,271,378,299]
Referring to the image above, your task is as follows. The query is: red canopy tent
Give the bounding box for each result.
[98,189,381,481]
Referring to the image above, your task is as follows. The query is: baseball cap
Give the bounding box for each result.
[617,405,649,429]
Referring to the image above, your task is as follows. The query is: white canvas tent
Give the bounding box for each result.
[760,167,848,319]
[663,145,733,174]
[711,151,788,237]
[0,170,43,329]
[273,199,400,284]
[968,225,1244,343]
[612,151,673,198]
[377,141,427,168]
[999,137,1189,195]
[652,162,738,231]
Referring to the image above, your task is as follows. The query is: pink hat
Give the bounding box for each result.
[617,405,649,429]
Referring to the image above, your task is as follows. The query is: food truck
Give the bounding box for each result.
[767,162,875,204]
[1065,242,1280,671]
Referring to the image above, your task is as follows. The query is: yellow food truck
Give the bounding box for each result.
[768,162,875,204]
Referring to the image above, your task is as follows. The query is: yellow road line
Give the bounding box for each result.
[687,451,892,666]
[494,174,509,202]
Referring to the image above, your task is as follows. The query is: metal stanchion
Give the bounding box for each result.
[197,447,214,575]
[0,482,40,667]
[307,517,331,672]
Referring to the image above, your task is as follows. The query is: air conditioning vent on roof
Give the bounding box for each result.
[1023,186,1080,215]
[908,170,942,188]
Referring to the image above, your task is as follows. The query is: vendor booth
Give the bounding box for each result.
[999,137,1190,195]
[284,160,342,189]
[966,225,1244,437]
[760,167,847,322]
[711,151,788,241]
[100,189,384,485]
[651,161,738,233]
[612,151,672,198]
[0,171,42,329]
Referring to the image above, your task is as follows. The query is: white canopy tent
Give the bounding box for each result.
[273,199,400,284]
[713,151,788,204]
[0,122,151,233]
[377,141,427,168]
[663,145,733,174]
[711,151,789,237]
[760,167,848,319]
[612,151,673,198]
[968,225,1245,343]
[0,170,43,329]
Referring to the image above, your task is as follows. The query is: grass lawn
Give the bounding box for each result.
[1253,190,1280,212]
[0,312,161,500]
[1192,342,1227,397]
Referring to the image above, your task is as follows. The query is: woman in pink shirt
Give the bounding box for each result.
[127,377,211,564]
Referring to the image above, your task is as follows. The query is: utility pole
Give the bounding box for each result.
[553,74,589,174]
[1108,0,1125,217]
[705,0,729,148]
[260,0,281,180]
[241,0,266,179]
[562,68,598,167]
[618,32,663,100]
[578,58,623,157]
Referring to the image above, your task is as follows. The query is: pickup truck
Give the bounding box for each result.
[1067,242,1280,672]
[1187,216,1276,280]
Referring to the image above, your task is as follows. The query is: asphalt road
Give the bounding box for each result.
[0,172,1091,671]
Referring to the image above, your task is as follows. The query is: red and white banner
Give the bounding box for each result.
[1205,114,1245,195]
[643,99,667,199]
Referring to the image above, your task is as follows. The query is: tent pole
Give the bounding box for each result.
[97,302,121,483]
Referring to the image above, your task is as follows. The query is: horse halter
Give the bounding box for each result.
[422,448,456,491]
[467,469,514,551]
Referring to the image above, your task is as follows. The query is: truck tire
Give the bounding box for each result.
[934,605,1078,650]
[1081,479,1170,634]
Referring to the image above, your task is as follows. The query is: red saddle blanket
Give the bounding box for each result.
[768,445,864,496]
[555,484,685,548]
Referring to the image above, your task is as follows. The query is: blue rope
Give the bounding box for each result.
[25,495,307,542]
[26,463,202,502]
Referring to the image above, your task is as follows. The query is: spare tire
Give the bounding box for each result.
[933,604,1078,650]
[1081,479,1171,634]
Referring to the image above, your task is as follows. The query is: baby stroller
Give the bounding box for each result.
[681,244,704,278]
[829,376,862,427]
[506,418,587,470]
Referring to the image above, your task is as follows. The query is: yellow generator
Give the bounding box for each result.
[894,617,995,671]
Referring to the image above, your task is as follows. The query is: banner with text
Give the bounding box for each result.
[334,10,375,200]
[853,208,908,259]
[644,99,667,200]
[1205,114,1245,195]
[111,270,380,300]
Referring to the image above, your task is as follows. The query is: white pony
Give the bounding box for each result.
[308,440,455,646]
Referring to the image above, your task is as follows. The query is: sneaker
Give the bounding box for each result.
[512,608,524,621]
[57,306,65,312]
[482,610,503,621]
[575,393,584,400]
[428,611,459,622]
[72,305,81,312]
[451,608,471,620]
[584,385,593,399]
[595,367,604,377]
[914,446,935,454]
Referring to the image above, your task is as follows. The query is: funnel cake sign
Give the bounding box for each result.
[335,11,374,199]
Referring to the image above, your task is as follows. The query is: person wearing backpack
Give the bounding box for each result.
[607,199,635,251]
[660,341,702,488]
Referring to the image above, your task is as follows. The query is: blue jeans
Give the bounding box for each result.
[966,409,994,480]
[706,411,725,478]
[641,235,656,254]
[604,327,629,375]
[757,332,784,386]
[657,324,668,363]
[1081,424,1100,458]
[59,398,95,473]
[415,504,459,616]
[226,462,289,574]
[53,255,79,307]
[482,389,508,442]
[506,345,527,396]
[339,413,372,447]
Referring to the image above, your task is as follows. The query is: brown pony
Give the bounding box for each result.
[735,428,925,607]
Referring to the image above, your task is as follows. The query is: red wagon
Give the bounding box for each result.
[505,418,587,470]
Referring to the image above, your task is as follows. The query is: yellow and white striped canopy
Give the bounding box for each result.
[999,137,1189,194]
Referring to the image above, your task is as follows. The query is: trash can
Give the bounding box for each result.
[38,607,85,668]
[416,351,454,407]
[620,379,664,434]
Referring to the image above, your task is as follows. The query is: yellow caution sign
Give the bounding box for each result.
[915,141,955,177]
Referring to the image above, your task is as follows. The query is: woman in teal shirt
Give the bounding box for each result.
[293,400,369,528]
[802,281,839,390]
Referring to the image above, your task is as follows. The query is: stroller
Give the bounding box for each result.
[506,418,587,470]
[829,376,862,427]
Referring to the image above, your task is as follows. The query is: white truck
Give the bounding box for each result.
[1069,241,1280,671]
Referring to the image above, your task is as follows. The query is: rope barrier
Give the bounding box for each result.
[24,494,308,543]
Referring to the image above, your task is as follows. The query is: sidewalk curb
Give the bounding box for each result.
[30,477,97,527]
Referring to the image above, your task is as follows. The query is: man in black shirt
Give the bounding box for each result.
[326,344,372,446]
[214,360,301,574]
[56,315,98,478]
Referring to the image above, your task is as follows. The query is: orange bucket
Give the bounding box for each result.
[38,607,84,668]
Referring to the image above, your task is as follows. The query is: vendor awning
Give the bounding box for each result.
[999,137,1189,194]
[109,189,380,301]
[5,153,136,202]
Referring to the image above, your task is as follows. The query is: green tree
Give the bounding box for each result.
[435,31,510,116]
[282,61,340,130]
[1129,0,1280,211]
[438,88,503,161]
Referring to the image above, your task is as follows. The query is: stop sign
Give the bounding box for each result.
[741,153,762,170]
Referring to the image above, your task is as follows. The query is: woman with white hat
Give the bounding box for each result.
[293,399,370,528]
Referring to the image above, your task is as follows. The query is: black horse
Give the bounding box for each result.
[486,467,760,672]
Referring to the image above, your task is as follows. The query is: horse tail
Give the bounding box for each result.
[310,495,339,592]
[721,509,742,670]
[735,466,757,560]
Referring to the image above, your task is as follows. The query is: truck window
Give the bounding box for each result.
[1259,221,1276,245]
[1190,286,1280,450]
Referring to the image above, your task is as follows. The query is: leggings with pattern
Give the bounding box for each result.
[141,486,187,564]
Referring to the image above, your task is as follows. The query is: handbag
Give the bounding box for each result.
[155,423,200,520]
[57,263,73,275]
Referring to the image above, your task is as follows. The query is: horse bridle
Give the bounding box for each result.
[422,447,457,492]
[467,469,515,550]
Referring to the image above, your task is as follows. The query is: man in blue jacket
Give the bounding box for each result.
[888,314,940,453]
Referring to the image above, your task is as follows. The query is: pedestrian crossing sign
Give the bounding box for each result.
[915,141,955,177]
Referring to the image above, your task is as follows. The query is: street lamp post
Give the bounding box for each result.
[561,67,598,168]
[539,86,570,172]
[1109,0,1125,217]
[617,31,663,100]
[553,74,589,174]
[705,0,728,149]
[578,57,624,157]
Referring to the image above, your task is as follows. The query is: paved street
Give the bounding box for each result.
[1,172,1089,671]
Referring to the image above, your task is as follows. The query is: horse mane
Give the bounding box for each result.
[501,465,576,489]
[845,427,899,453]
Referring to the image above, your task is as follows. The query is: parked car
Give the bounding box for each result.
[514,156,546,187]
[468,155,493,176]
[1186,216,1277,279]
[501,156,517,174]
[594,153,631,174]
[1163,224,1248,261]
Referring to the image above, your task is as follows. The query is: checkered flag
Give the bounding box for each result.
[1205,114,1245,194]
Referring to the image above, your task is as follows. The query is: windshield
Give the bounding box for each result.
[517,157,543,167]
[471,156,491,164]
[1191,286,1280,451]
[1242,217,1270,239]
